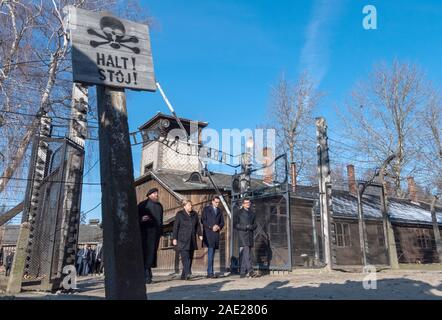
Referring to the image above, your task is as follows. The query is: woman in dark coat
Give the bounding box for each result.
[173,199,203,280]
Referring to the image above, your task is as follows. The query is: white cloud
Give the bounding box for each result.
[299,0,346,86]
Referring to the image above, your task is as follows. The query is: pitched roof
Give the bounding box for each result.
[1,224,103,246]
[1,225,20,245]
[78,224,103,244]
[138,112,208,131]
[136,169,267,192]
[296,187,442,225]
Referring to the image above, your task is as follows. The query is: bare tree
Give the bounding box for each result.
[419,87,442,194]
[339,60,430,197]
[0,0,149,200]
[266,72,322,184]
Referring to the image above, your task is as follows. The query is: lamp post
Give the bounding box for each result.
[240,137,254,195]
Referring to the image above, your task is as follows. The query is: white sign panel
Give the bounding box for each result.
[64,6,156,91]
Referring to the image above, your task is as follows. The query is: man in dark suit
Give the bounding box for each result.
[5,250,14,276]
[201,196,224,278]
[138,187,163,284]
[233,198,258,278]
[94,243,103,275]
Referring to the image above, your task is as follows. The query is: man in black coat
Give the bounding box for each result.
[138,187,163,284]
[94,243,104,275]
[5,250,14,277]
[201,196,224,278]
[233,198,258,278]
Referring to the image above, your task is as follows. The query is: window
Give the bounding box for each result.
[162,232,174,249]
[187,172,203,184]
[144,162,153,174]
[415,229,432,249]
[268,204,286,215]
[332,222,351,247]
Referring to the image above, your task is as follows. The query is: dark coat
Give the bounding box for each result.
[138,199,163,268]
[5,252,14,267]
[201,205,224,249]
[173,210,202,251]
[233,208,257,247]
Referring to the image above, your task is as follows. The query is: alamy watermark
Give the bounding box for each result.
[362,265,377,290]
[61,265,77,290]
[363,5,377,30]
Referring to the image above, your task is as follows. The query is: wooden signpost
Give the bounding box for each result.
[64,6,156,299]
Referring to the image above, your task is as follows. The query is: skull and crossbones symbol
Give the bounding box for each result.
[87,16,140,54]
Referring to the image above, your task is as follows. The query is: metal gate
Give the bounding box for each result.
[22,136,85,290]
[230,154,291,272]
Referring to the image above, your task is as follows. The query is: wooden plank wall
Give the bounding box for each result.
[393,225,439,263]
[290,199,316,267]
[315,218,388,266]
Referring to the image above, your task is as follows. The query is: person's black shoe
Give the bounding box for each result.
[206,274,214,279]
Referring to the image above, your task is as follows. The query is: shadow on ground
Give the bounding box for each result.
[1,274,441,300]
[147,277,442,300]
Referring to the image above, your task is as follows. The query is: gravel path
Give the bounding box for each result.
[1,269,441,300]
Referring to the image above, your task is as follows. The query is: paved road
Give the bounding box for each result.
[1,269,441,300]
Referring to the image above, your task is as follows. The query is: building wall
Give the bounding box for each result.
[159,142,200,172]
[316,218,388,266]
[333,220,362,266]
[140,142,159,173]
[290,198,317,267]
[393,224,440,263]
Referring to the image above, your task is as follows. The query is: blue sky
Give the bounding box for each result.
[81,0,442,221]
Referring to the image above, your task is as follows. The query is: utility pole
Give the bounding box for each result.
[316,117,335,271]
[7,116,52,294]
[379,167,399,269]
[356,182,369,266]
[97,86,146,300]
[356,155,396,268]
[430,195,442,263]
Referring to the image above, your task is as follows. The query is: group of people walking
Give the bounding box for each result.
[75,243,103,276]
[138,187,260,283]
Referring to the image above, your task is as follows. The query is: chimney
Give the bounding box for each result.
[291,162,297,193]
[407,176,417,202]
[347,164,357,194]
[262,147,273,185]
[383,179,393,196]
[89,219,100,226]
